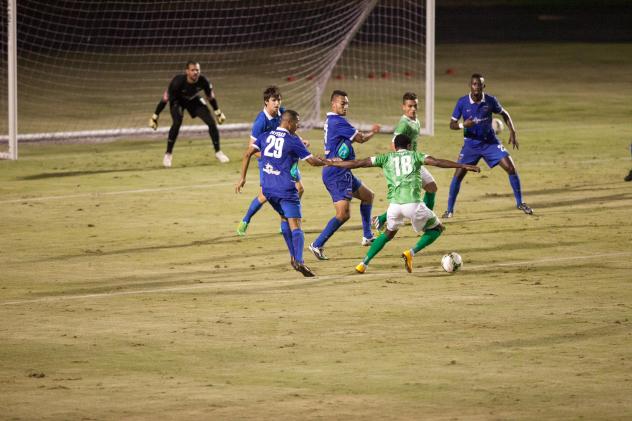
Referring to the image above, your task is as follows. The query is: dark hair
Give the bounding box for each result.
[393,134,412,150]
[263,86,281,103]
[330,90,348,102]
[282,109,299,122]
[471,73,485,85]
[403,92,418,102]
[186,60,199,68]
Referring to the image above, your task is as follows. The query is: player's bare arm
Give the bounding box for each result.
[353,124,381,144]
[424,156,480,173]
[500,110,518,149]
[325,157,373,169]
[235,146,259,193]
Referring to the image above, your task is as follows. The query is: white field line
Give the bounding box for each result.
[1,251,630,307]
[0,182,229,204]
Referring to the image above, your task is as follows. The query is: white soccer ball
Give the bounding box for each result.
[492,118,504,134]
[441,252,463,273]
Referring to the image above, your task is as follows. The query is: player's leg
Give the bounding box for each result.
[421,166,438,210]
[496,155,533,214]
[196,105,228,163]
[444,167,468,218]
[237,190,267,236]
[351,176,375,245]
[309,175,353,260]
[403,203,443,272]
[356,204,401,273]
[164,103,184,167]
[284,200,315,277]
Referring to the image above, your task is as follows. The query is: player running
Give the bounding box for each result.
[149,61,229,167]
[235,110,325,277]
[372,92,437,231]
[236,86,308,236]
[325,134,480,274]
[443,73,533,218]
[309,90,380,261]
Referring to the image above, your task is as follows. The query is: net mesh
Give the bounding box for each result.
[0,0,428,145]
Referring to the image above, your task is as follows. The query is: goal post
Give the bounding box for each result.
[1,0,434,158]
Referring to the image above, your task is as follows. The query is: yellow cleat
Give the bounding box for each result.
[401,249,413,273]
[355,262,366,274]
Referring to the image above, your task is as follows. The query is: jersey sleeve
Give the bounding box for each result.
[490,95,503,114]
[200,76,212,98]
[415,151,427,166]
[167,76,180,102]
[252,133,264,151]
[251,114,265,140]
[291,137,312,160]
[336,118,359,141]
[451,98,463,121]
[393,118,408,136]
[371,153,388,168]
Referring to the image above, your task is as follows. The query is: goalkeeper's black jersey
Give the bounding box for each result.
[167,74,213,106]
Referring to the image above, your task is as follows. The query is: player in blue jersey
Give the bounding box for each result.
[236,86,309,236]
[443,73,533,218]
[308,90,380,261]
[235,110,325,277]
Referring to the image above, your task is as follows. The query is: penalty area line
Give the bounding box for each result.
[1,251,631,307]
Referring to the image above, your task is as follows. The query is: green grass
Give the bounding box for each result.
[1,43,631,420]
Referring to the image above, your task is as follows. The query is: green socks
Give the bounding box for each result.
[363,232,391,265]
[412,228,442,254]
[423,191,436,210]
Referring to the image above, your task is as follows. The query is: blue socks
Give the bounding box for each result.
[243,196,264,223]
[313,217,344,248]
[291,229,305,263]
[447,176,462,213]
[360,203,373,239]
[280,220,294,258]
[509,174,523,206]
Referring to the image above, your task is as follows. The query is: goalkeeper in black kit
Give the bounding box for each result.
[150,60,229,166]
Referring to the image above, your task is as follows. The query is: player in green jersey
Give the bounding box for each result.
[372,92,438,231]
[325,134,480,274]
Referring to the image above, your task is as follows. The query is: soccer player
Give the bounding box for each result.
[443,73,533,218]
[372,92,437,231]
[625,143,632,182]
[325,134,480,274]
[235,110,325,277]
[308,90,380,261]
[236,86,308,236]
[149,61,229,167]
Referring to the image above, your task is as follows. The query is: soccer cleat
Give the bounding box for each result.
[215,150,230,163]
[163,153,173,168]
[625,170,632,182]
[291,256,299,271]
[517,203,534,215]
[308,243,329,260]
[441,211,453,219]
[401,249,414,273]
[361,236,375,246]
[371,215,385,231]
[295,262,316,277]
[236,221,248,236]
[355,262,367,274]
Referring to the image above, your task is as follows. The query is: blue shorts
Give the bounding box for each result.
[267,196,302,219]
[324,172,363,202]
[458,139,509,168]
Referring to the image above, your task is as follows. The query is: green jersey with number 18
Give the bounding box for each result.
[371,150,427,204]
[394,115,421,151]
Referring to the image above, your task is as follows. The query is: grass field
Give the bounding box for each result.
[1,43,632,420]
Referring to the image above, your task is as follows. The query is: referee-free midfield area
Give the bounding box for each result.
[1,43,631,419]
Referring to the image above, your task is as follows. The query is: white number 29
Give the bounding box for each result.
[263,135,285,158]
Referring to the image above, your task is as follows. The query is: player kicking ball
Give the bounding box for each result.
[235,110,325,277]
[325,134,480,274]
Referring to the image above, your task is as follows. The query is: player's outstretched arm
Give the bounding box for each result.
[326,157,373,169]
[424,156,480,173]
[353,124,381,144]
[305,156,326,167]
[235,146,259,193]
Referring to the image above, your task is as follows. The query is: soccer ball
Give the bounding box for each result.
[441,252,463,273]
[492,118,504,134]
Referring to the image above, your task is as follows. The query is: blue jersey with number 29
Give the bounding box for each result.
[254,128,311,200]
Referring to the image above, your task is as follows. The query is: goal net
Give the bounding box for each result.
[0,0,434,158]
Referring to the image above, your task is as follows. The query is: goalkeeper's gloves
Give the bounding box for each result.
[149,113,159,130]
[214,109,226,124]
